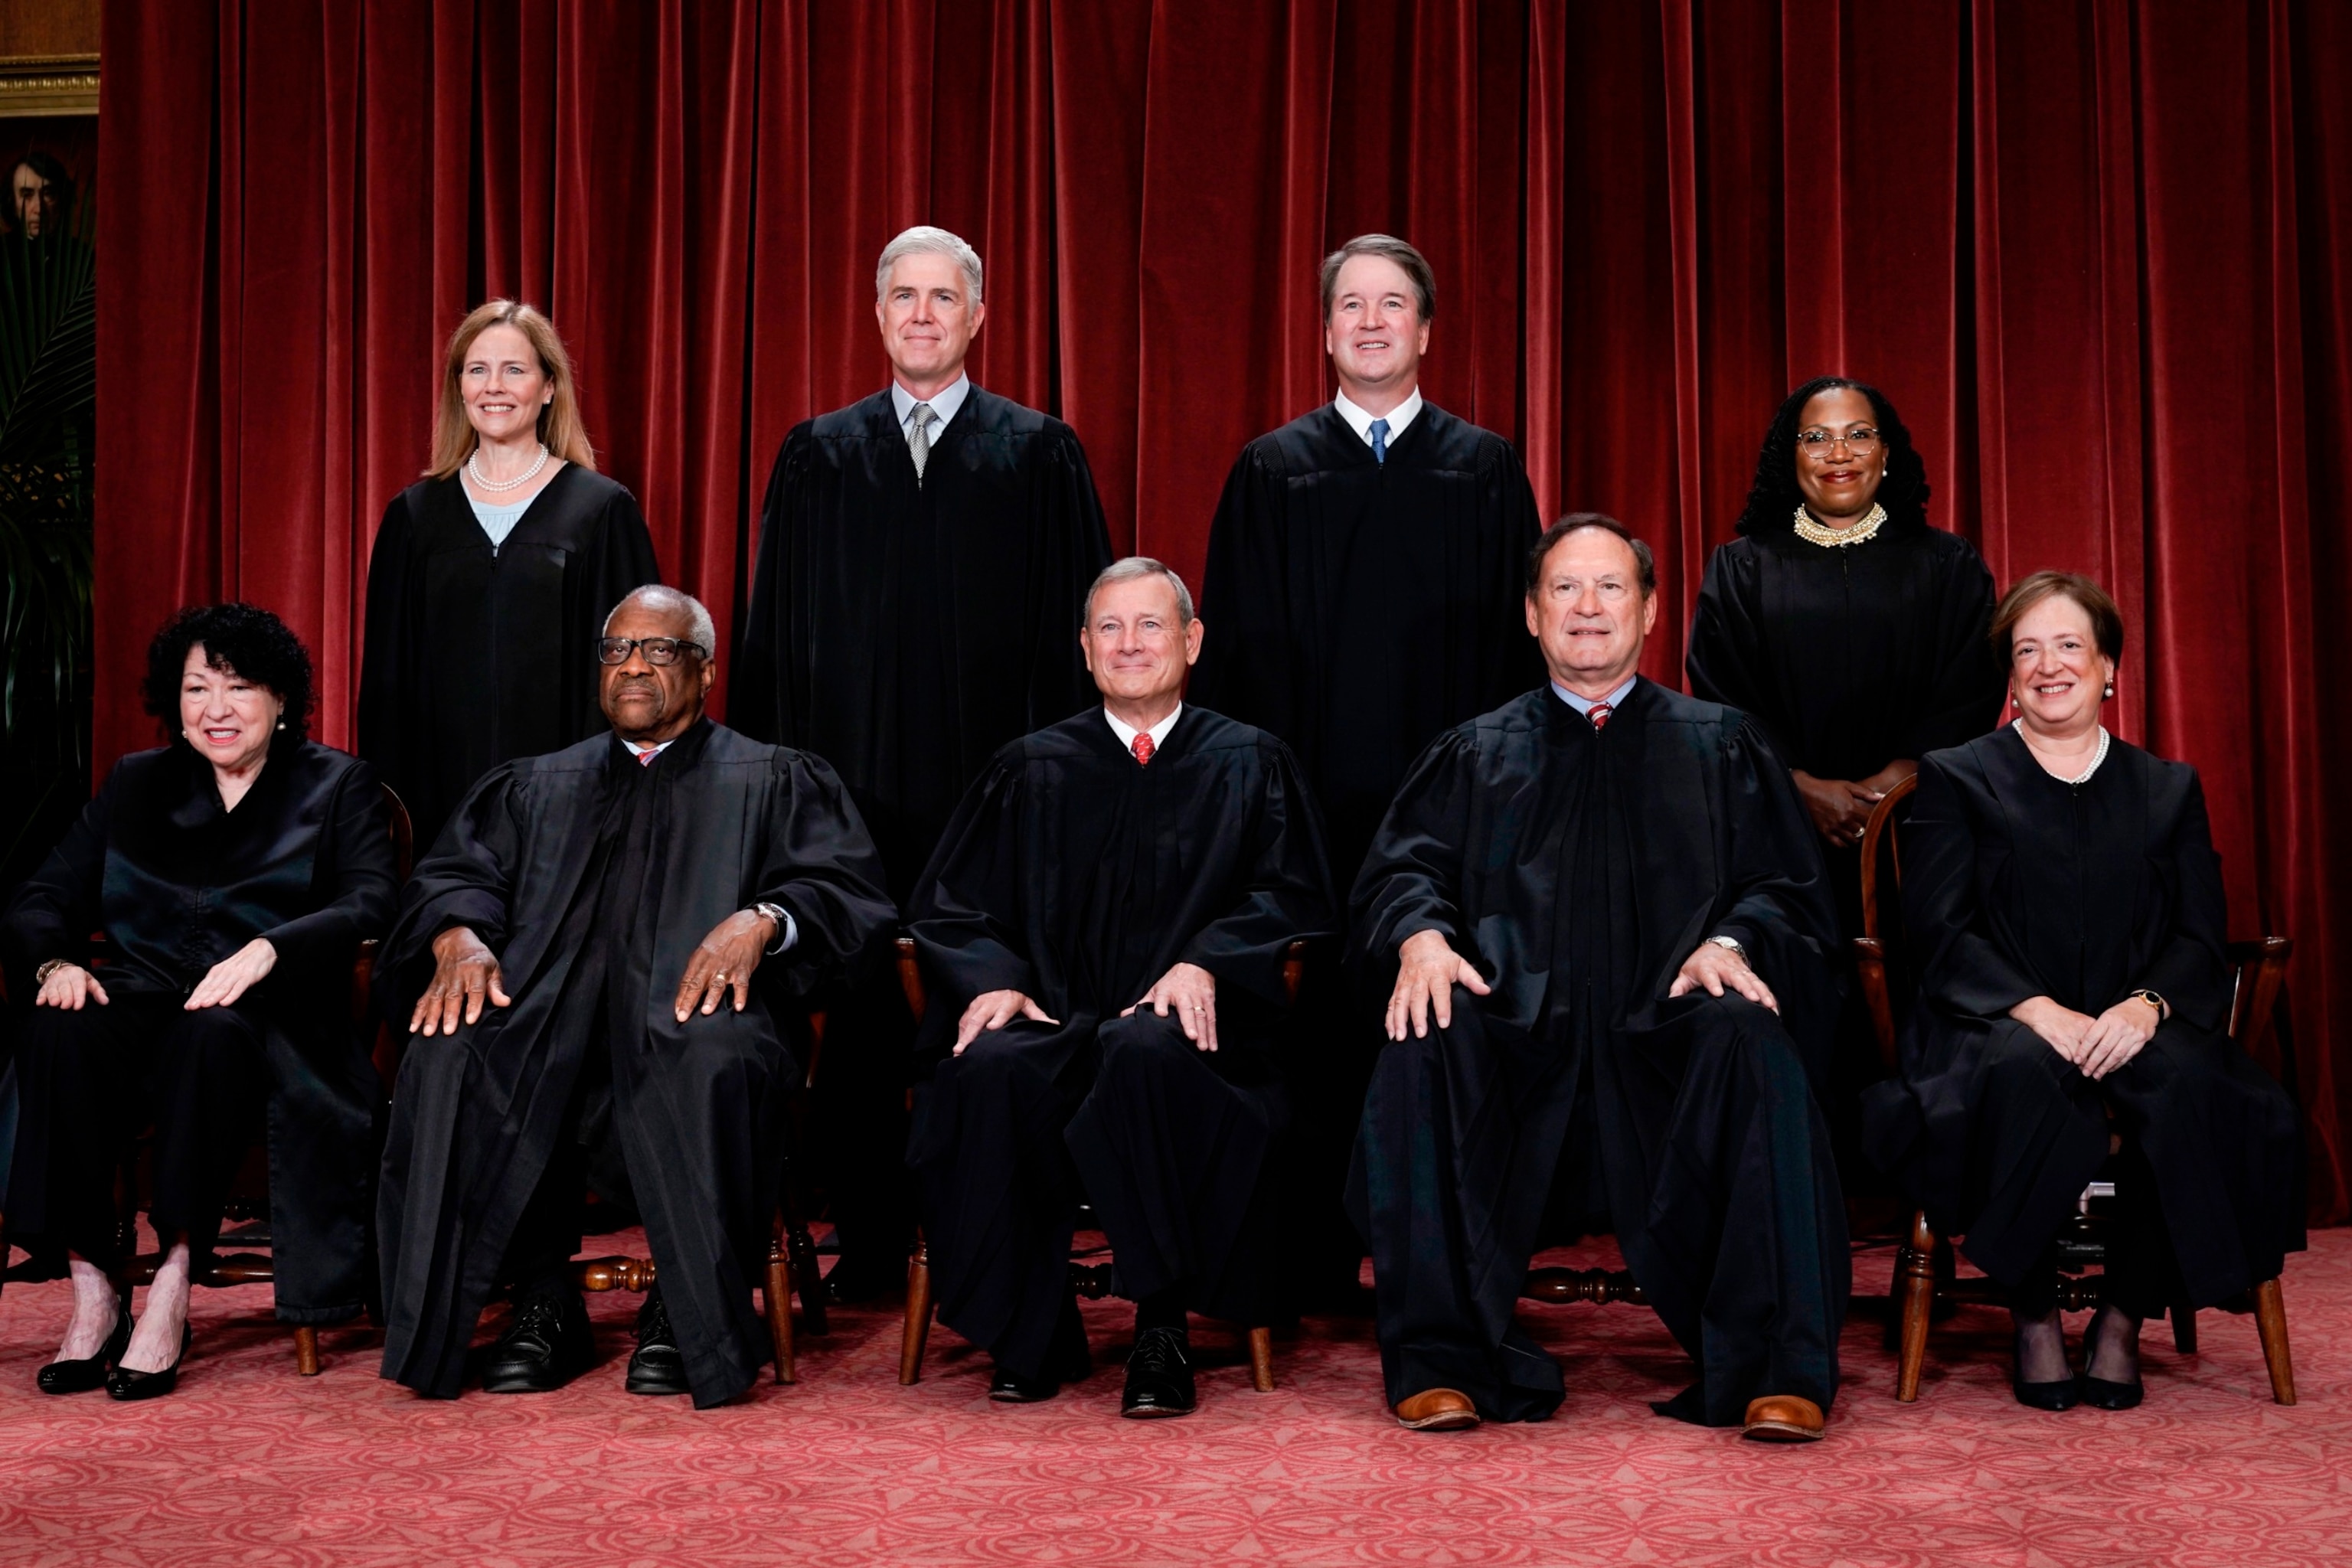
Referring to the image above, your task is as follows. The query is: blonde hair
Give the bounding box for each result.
[426,300,598,479]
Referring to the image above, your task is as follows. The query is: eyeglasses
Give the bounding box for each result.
[595,636,707,667]
[1796,426,1880,456]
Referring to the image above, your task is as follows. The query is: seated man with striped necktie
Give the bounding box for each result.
[1350,515,1851,1442]
[906,558,1335,1417]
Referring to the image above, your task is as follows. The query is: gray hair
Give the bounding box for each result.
[1083,557,1194,628]
[875,225,984,305]
[605,584,718,661]
[1318,233,1436,322]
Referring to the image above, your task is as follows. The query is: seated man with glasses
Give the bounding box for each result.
[376,586,894,1406]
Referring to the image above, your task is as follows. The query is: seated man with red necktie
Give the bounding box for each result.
[906,558,1335,1417]
[1349,515,1851,1441]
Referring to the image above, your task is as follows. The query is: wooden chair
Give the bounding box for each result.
[0,782,414,1376]
[894,935,1302,1392]
[1849,772,2298,1403]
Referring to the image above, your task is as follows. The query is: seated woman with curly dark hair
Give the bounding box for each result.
[5,603,398,1399]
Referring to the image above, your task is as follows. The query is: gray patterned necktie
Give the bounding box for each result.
[910,401,936,482]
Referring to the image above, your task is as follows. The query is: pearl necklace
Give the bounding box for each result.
[1792,501,1886,548]
[2014,718,2111,785]
[468,442,550,493]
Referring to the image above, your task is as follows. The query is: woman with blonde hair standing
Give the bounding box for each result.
[358,300,659,852]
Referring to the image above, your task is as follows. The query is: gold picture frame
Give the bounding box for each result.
[0,53,97,118]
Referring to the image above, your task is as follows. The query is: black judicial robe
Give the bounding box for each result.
[374,720,893,1408]
[358,466,661,854]
[1346,680,1849,1425]
[1860,730,2303,1307]
[3,741,397,1320]
[1685,513,2003,789]
[906,707,1336,1374]
[732,385,1114,899]
[1191,403,1542,887]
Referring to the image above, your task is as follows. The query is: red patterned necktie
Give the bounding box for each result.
[1132,732,1155,767]
[638,746,658,766]
[1587,702,1613,731]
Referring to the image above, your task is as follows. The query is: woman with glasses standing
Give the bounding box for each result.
[358,300,659,854]
[1687,377,2006,1167]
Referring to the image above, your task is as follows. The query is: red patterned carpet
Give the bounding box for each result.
[2,1229,2343,1567]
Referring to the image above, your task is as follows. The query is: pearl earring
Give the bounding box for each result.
[2103,684,2114,699]
[276,720,286,730]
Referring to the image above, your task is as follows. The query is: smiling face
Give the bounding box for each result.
[599,597,714,744]
[876,250,984,392]
[1324,254,1430,406]
[2007,592,2114,735]
[1792,386,1890,524]
[180,644,284,775]
[459,323,555,447]
[1524,527,1658,695]
[1082,573,1202,712]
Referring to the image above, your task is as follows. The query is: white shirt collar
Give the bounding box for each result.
[1334,387,1423,447]
[1103,702,1183,753]
[1550,675,1637,717]
[891,374,972,436]
[622,737,676,758]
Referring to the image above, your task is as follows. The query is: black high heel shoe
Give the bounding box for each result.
[2076,1305,2145,1411]
[105,1321,192,1402]
[38,1291,132,1395]
[2011,1320,2079,1412]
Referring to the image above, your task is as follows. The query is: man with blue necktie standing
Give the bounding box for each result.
[1191,234,1541,1308]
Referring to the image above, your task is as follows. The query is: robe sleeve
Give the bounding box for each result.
[1474,446,1547,709]
[1178,739,1338,1006]
[255,760,400,978]
[1188,446,1297,735]
[1684,545,1785,756]
[377,762,529,1004]
[355,493,417,801]
[2135,769,2233,1034]
[1897,541,2004,760]
[1707,720,1844,1045]
[1024,428,1116,730]
[1348,727,1477,969]
[729,429,813,746]
[908,756,1039,1005]
[2,760,114,979]
[749,748,897,995]
[1903,753,2042,1018]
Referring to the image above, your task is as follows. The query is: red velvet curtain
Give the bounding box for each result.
[94,0,2352,1218]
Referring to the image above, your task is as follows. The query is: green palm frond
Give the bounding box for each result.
[0,186,97,780]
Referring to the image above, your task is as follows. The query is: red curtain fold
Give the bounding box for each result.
[93,0,2352,1218]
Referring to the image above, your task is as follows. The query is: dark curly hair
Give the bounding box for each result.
[143,602,315,743]
[1730,376,1931,537]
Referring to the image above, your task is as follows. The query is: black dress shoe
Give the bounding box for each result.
[106,1322,191,1402]
[988,1365,1063,1403]
[624,1285,691,1396]
[482,1287,594,1393]
[2076,1305,2145,1410]
[2011,1318,2078,1411]
[1121,1326,1197,1419]
[39,1294,132,1395]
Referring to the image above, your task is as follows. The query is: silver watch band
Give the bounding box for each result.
[1705,934,1746,962]
[753,902,792,956]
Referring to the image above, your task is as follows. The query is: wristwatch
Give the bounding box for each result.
[2128,988,2167,1021]
[751,901,792,956]
[1705,935,1747,962]
[34,958,76,985]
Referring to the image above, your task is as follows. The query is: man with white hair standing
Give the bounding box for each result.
[734,226,1114,1300]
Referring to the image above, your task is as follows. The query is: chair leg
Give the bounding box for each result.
[766,1229,796,1385]
[293,1325,322,1377]
[2252,1276,2296,1405]
[1894,1210,1938,1402]
[2171,1302,2198,1354]
[1247,1326,1274,1393]
[898,1239,934,1387]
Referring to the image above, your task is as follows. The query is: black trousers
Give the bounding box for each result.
[910,1009,1285,1380]
[7,994,267,1265]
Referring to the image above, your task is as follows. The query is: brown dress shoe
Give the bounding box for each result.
[1740,1394,1825,1442]
[1393,1387,1481,1432]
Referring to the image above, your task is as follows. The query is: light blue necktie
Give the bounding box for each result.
[1369,416,1390,465]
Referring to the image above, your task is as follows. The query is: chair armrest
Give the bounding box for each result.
[895,935,926,1024]
[1849,935,1900,1073]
